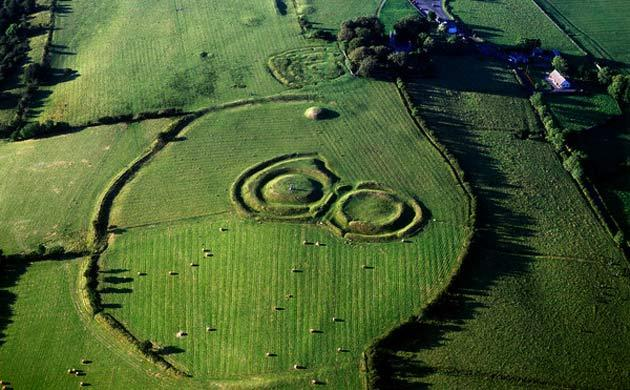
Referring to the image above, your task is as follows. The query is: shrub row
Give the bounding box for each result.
[83,108,185,127]
[530,92,628,250]
[359,79,479,388]
[97,313,189,376]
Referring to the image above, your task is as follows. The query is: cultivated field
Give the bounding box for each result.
[380,56,630,388]
[99,78,472,386]
[448,0,580,55]
[0,119,171,254]
[533,0,630,68]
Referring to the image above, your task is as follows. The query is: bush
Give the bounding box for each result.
[552,55,569,74]
[597,66,613,86]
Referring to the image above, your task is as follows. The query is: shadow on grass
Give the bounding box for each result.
[0,260,30,348]
[374,57,539,387]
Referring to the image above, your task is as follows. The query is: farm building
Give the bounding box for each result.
[547,69,571,89]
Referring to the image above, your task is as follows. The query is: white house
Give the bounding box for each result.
[548,69,571,89]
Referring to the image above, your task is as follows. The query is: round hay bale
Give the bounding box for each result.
[304,106,323,120]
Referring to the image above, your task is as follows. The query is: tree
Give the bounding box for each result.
[388,52,410,71]
[348,46,373,63]
[515,37,541,52]
[608,75,629,103]
[552,55,569,74]
[357,57,381,78]
[393,16,429,42]
[427,10,436,21]
[597,66,613,86]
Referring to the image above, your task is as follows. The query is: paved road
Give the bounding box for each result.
[408,0,452,21]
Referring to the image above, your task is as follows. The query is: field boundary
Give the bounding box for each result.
[362,79,478,389]
[82,94,316,379]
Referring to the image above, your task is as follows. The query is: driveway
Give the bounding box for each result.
[408,0,452,21]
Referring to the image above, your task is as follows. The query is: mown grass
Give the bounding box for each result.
[380,56,630,388]
[0,119,171,254]
[379,0,418,32]
[447,0,580,54]
[296,0,382,30]
[0,258,190,389]
[99,78,472,386]
[546,93,621,132]
[533,0,630,69]
[36,0,306,124]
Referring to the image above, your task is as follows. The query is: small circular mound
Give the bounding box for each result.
[231,154,339,221]
[341,190,402,226]
[262,174,323,205]
[327,184,424,241]
[304,106,324,120]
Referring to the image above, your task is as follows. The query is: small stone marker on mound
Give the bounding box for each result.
[304,106,323,120]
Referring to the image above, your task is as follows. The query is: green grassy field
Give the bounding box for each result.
[0,258,190,389]
[379,56,630,388]
[533,0,630,69]
[98,78,472,386]
[379,0,418,32]
[296,0,381,30]
[0,119,171,254]
[36,0,306,124]
[447,0,580,55]
[547,93,621,132]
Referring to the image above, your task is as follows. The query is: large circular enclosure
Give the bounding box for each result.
[231,154,338,221]
[327,183,424,241]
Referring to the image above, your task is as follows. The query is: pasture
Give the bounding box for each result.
[448,0,580,54]
[0,258,188,389]
[295,0,381,30]
[0,119,171,254]
[533,0,630,68]
[546,92,620,132]
[37,0,305,124]
[380,56,630,388]
[379,0,418,32]
[99,78,472,386]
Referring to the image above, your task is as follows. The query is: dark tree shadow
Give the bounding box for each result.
[158,346,186,355]
[0,260,30,348]
[374,57,540,387]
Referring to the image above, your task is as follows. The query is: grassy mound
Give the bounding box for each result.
[262,173,324,204]
[268,46,345,88]
[328,183,424,241]
[231,153,339,221]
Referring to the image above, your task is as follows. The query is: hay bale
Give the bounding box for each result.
[176,330,188,338]
[293,364,305,370]
[206,326,216,332]
[309,328,320,334]
[168,271,176,275]
[304,106,323,120]
[314,241,321,246]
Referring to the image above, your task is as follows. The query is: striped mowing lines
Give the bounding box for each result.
[100,80,471,384]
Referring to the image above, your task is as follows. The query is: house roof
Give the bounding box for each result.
[549,69,569,85]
